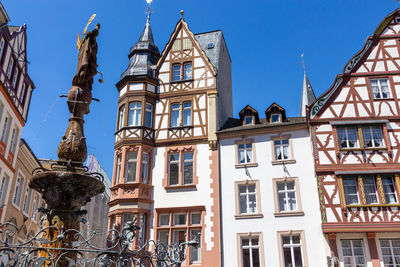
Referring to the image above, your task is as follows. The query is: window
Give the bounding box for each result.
[244,116,253,125]
[9,128,19,154]
[13,175,24,207]
[239,184,257,214]
[142,152,149,184]
[156,209,203,265]
[340,175,399,207]
[241,237,261,267]
[128,102,142,126]
[271,114,280,123]
[118,105,125,130]
[165,148,196,188]
[126,151,138,183]
[6,57,14,79]
[363,176,378,204]
[380,239,400,267]
[238,143,253,164]
[382,176,397,204]
[122,213,135,247]
[12,68,19,89]
[22,187,32,214]
[342,177,359,205]
[0,38,4,59]
[171,103,180,127]
[235,181,262,218]
[0,174,9,206]
[182,102,191,126]
[19,83,26,102]
[370,78,391,99]
[182,39,192,50]
[337,127,359,149]
[139,214,147,245]
[145,103,153,128]
[170,102,192,127]
[1,116,10,143]
[362,126,384,148]
[277,181,297,212]
[115,154,122,182]
[183,62,192,80]
[172,64,181,81]
[281,234,304,267]
[274,138,290,161]
[341,239,365,267]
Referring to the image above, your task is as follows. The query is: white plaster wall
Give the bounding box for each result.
[150,143,216,251]
[219,129,327,267]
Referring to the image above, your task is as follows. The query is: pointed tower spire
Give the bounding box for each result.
[120,0,160,80]
[299,54,316,117]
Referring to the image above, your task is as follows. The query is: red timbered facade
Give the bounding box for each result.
[309,9,400,267]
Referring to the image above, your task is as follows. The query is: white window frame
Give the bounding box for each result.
[237,142,253,164]
[1,116,10,143]
[382,176,398,204]
[22,187,32,215]
[9,127,18,154]
[0,173,9,206]
[173,213,186,226]
[273,138,290,161]
[142,152,149,184]
[31,193,39,221]
[159,214,170,226]
[342,177,360,205]
[183,152,193,185]
[340,239,366,267]
[281,234,304,267]
[116,154,122,182]
[244,116,253,125]
[145,103,153,128]
[182,102,192,126]
[12,174,24,208]
[276,181,297,212]
[118,105,125,130]
[337,127,360,149]
[240,235,262,267]
[189,228,201,263]
[171,103,180,127]
[11,67,19,89]
[126,151,138,183]
[183,62,192,80]
[168,153,180,186]
[6,57,14,79]
[128,102,142,126]
[362,126,384,148]
[370,78,391,99]
[380,239,400,267]
[362,176,378,204]
[238,184,257,215]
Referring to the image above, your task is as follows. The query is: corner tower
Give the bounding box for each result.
[108,13,160,248]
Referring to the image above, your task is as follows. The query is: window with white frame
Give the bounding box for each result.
[173,213,186,225]
[183,62,192,80]
[238,184,257,214]
[363,176,378,204]
[362,126,384,148]
[145,103,153,128]
[168,153,179,185]
[13,175,24,207]
[183,152,193,184]
[370,78,391,99]
[341,239,366,267]
[190,213,201,225]
[282,235,304,267]
[182,102,191,126]
[380,239,400,267]
[9,128,19,154]
[171,103,180,127]
[271,114,280,123]
[337,127,359,149]
[190,229,201,263]
[0,38,4,59]
[6,57,14,79]
[273,138,290,161]
[22,187,32,214]
[241,236,261,267]
[0,174,9,206]
[126,151,137,182]
[244,116,253,125]
[238,143,252,164]
[142,152,149,184]
[139,214,147,245]
[168,151,194,186]
[116,154,122,181]
[1,116,10,143]
[19,83,26,102]
[118,106,125,130]
[382,176,397,204]
[128,102,142,126]
[342,177,360,205]
[172,64,181,81]
[159,214,170,226]
[277,181,297,212]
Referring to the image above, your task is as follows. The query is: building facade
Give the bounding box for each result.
[108,12,231,266]
[309,9,400,267]
[218,103,326,267]
[0,2,35,226]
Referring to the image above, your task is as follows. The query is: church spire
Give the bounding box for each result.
[299,54,316,117]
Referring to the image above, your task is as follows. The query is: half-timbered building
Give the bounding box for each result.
[309,8,400,267]
[0,2,35,226]
[108,11,231,266]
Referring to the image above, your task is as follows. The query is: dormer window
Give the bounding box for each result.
[396,17,400,23]
[244,116,253,125]
[271,114,281,123]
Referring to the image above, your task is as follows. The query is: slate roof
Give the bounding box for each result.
[194,30,230,74]
[299,71,316,117]
[218,117,306,134]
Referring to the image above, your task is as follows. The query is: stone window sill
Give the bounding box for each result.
[271,159,296,165]
[164,184,197,191]
[235,163,258,169]
[234,213,263,219]
[274,211,304,217]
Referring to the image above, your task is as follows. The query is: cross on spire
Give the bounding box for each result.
[301,53,306,74]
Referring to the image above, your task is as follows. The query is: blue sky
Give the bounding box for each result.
[3,0,399,177]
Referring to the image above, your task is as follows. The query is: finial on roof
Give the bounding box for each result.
[301,53,306,74]
[146,0,153,23]
[180,10,184,19]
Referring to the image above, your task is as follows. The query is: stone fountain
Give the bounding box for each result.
[29,22,105,266]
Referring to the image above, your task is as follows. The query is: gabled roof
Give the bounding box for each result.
[156,18,216,76]
[309,8,400,119]
[0,2,9,28]
[239,105,260,124]
[265,102,287,122]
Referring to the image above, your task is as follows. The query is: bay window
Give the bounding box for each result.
[126,151,138,183]
[118,106,125,130]
[145,103,153,128]
[142,152,150,184]
[341,239,366,267]
[128,102,142,126]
